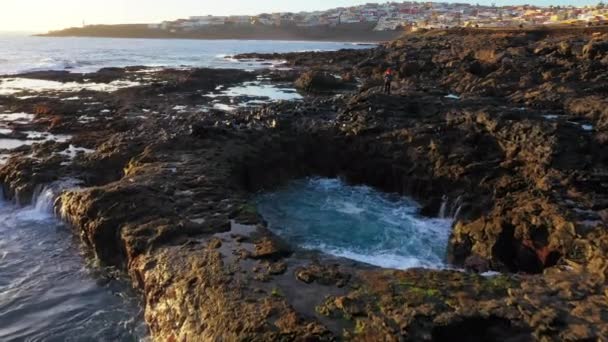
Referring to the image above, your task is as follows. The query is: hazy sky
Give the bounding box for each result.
[0,0,597,32]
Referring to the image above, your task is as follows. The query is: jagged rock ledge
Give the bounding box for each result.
[1,27,607,340]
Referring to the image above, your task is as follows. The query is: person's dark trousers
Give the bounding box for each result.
[384,82,391,94]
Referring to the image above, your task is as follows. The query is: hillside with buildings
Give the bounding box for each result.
[42,1,608,40]
[149,2,608,31]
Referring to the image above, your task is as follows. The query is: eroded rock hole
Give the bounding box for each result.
[492,223,561,274]
[255,177,453,269]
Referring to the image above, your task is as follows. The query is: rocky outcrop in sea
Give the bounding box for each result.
[1,27,607,340]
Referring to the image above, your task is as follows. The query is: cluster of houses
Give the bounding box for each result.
[147,2,608,32]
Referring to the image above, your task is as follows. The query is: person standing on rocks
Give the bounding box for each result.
[383,67,394,94]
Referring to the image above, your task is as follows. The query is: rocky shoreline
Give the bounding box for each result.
[1,27,607,340]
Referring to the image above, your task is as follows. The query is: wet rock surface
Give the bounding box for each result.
[1,27,607,340]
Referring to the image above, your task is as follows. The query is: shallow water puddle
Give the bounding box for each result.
[206,81,302,106]
[256,178,453,269]
[223,81,302,101]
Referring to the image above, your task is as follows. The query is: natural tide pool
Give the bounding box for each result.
[255,178,453,269]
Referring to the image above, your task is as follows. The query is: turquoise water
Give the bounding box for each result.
[256,178,453,269]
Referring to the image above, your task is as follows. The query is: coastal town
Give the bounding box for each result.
[148,1,608,32]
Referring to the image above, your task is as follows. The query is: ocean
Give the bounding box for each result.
[0,33,370,75]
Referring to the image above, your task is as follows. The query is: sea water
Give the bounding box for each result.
[0,34,371,75]
[0,187,147,341]
[256,178,453,269]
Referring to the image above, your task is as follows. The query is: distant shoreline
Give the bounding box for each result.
[37,23,403,43]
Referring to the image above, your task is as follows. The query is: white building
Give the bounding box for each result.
[227,16,252,25]
[340,13,361,23]
[189,16,227,26]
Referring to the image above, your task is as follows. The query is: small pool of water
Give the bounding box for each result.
[0,186,147,341]
[256,178,453,269]
[205,81,302,107]
[223,81,302,101]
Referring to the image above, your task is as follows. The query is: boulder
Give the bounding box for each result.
[582,40,608,59]
[294,71,343,92]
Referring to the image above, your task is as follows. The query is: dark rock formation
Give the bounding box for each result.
[294,70,345,92]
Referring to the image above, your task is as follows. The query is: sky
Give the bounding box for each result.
[0,0,598,32]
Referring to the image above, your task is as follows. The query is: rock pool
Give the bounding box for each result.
[256,178,453,269]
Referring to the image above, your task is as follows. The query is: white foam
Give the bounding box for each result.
[0,112,35,123]
[304,244,447,270]
[334,201,365,215]
[132,67,164,74]
[58,144,95,160]
[445,94,460,100]
[213,103,236,112]
[0,153,11,165]
[24,131,71,143]
[78,116,97,123]
[19,179,82,220]
[0,78,140,96]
